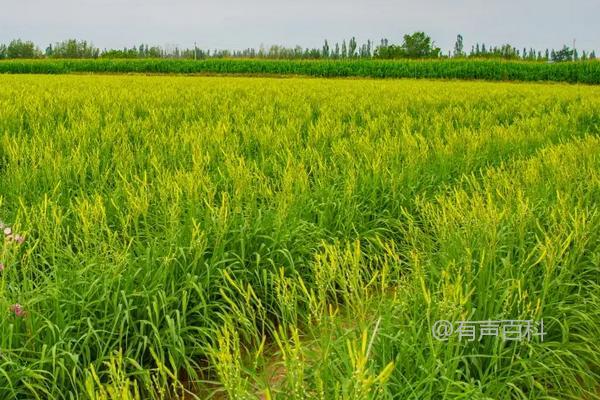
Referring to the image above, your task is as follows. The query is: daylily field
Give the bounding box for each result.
[0,74,599,399]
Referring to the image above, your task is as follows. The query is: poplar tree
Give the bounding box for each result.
[348,37,357,58]
[322,40,330,58]
[453,34,464,57]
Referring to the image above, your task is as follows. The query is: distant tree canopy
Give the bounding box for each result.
[374,32,441,59]
[0,39,42,59]
[402,32,441,58]
[469,43,521,60]
[454,34,465,57]
[49,40,100,58]
[551,45,575,62]
[0,34,597,62]
[100,46,163,59]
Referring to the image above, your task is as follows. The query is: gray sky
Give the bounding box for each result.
[1,0,598,54]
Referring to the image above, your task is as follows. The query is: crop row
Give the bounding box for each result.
[1,58,600,83]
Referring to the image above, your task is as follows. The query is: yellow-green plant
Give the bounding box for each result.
[0,74,598,399]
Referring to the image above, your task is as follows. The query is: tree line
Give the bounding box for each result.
[452,34,596,62]
[0,34,596,62]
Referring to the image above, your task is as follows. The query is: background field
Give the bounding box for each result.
[1,58,600,84]
[0,75,599,399]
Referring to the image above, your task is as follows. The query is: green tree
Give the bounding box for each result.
[52,39,99,58]
[581,50,588,61]
[453,34,464,57]
[322,40,330,58]
[148,46,162,58]
[6,39,40,58]
[552,45,574,62]
[348,37,357,57]
[401,32,441,58]
[373,41,404,59]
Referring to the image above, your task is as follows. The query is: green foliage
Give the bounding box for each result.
[374,32,441,59]
[0,36,596,63]
[49,39,100,59]
[470,43,522,60]
[372,39,403,59]
[552,45,575,62]
[453,34,465,57]
[2,39,42,59]
[401,31,441,58]
[1,58,599,84]
[100,49,143,59]
[125,44,164,59]
[0,75,599,399]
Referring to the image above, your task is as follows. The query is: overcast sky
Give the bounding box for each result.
[1,0,598,54]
